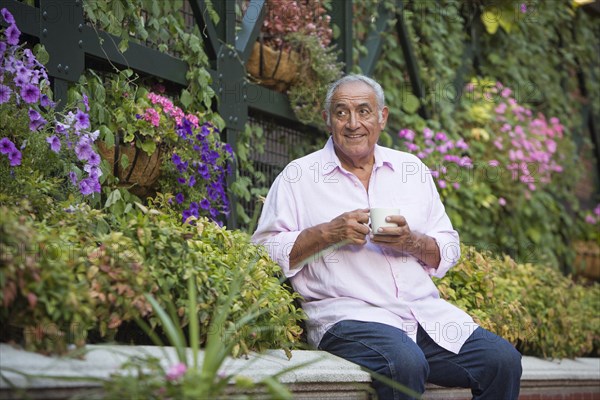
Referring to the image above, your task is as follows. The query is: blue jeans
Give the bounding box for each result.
[318,320,522,400]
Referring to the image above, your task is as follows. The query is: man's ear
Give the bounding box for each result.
[322,110,331,131]
[379,106,389,130]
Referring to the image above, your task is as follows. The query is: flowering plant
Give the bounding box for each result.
[252,0,333,50]
[0,9,101,198]
[158,113,234,224]
[459,78,571,203]
[397,127,472,193]
[74,70,233,223]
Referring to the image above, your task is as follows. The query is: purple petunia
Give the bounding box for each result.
[84,164,102,179]
[68,171,78,185]
[175,193,185,204]
[0,137,17,154]
[188,175,196,187]
[55,122,68,134]
[172,153,182,166]
[5,24,21,46]
[74,109,90,131]
[200,198,210,210]
[46,135,61,152]
[78,177,101,196]
[29,108,41,121]
[40,94,52,108]
[0,85,11,104]
[1,8,16,24]
[75,138,93,161]
[20,83,40,104]
[29,115,47,131]
[8,149,22,166]
[86,151,101,166]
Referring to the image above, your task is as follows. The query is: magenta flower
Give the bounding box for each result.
[46,135,61,152]
[166,363,187,381]
[20,84,40,104]
[594,204,600,217]
[0,84,11,104]
[498,197,507,206]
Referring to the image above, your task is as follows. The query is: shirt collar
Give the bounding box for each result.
[320,136,395,176]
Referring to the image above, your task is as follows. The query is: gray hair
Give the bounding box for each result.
[323,74,386,125]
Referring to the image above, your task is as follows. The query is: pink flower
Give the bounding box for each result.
[166,362,187,381]
[585,215,597,224]
[437,180,447,189]
[545,139,557,153]
[498,197,507,206]
[520,3,527,13]
[423,127,434,139]
[488,159,500,167]
[501,88,512,98]
[399,129,415,141]
[144,108,161,127]
[495,103,507,114]
[594,204,600,216]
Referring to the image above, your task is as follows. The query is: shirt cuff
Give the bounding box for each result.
[260,231,303,278]
[427,233,460,278]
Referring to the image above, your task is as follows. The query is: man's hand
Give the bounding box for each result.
[325,208,371,246]
[370,214,441,269]
[289,208,370,269]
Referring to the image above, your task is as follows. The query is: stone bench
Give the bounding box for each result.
[0,344,598,399]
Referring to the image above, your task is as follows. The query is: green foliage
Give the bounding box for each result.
[285,32,344,131]
[0,199,305,356]
[116,197,305,357]
[435,245,600,358]
[0,204,94,354]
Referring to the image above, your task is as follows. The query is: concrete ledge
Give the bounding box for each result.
[1,344,599,399]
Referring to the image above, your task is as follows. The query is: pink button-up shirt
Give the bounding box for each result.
[252,138,477,354]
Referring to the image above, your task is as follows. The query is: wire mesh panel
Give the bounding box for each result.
[238,113,321,228]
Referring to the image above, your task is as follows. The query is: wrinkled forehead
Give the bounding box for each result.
[331,81,377,108]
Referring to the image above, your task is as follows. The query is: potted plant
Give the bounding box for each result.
[72,69,234,223]
[244,0,343,129]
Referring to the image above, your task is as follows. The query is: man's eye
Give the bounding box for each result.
[337,110,348,117]
[360,109,371,115]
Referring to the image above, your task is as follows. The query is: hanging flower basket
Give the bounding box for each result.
[573,240,600,281]
[97,139,164,198]
[246,41,300,92]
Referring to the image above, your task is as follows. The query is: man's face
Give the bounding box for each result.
[324,81,388,165]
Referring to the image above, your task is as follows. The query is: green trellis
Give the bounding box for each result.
[2,0,598,227]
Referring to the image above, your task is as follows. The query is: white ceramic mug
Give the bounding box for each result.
[370,207,401,234]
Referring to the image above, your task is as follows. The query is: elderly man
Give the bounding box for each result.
[252,74,521,399]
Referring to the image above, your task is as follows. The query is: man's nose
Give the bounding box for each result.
[346,112,359,129]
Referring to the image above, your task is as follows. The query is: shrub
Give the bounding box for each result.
[0,199,305,356]
[114,197,306,357]
[435,245,600,358]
